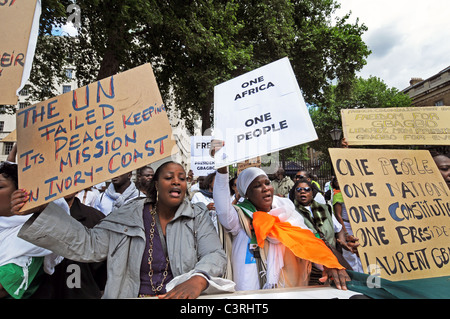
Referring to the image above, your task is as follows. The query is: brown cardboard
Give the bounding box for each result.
[17,63,177,211]
[330,148,450,281]
[0,0,38,105]
[341,106,450,146]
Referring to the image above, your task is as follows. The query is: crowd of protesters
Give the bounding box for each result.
[0,141,448,299]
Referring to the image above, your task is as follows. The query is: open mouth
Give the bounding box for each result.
[262,193,272,202]
[298,194,308,202]
[169,188,182,198]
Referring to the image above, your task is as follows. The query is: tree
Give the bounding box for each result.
[22,0,370,137]
[26,0,253,134]
[309,76,412,160]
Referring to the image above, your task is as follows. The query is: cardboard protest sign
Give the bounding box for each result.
[342,106,450,146]
[237,157,261,175]
[0,0,40,105]
[190,136,215,176]
[330,148,450,281]
[17,63,177,211]
[2,129,16,143]
[213,57,317,168]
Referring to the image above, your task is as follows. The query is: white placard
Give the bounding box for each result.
[213,57,317,168]
[190,136,215,176]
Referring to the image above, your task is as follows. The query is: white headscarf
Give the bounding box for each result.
[235,167,313,289]
[236,167,267,197]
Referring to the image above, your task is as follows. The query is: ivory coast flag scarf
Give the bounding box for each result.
[237,199,344,270]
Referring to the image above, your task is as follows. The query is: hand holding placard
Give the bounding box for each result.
[213,57,317,168]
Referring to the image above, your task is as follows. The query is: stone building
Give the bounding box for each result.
[402,66,450,106]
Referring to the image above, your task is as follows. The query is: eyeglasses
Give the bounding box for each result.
[296,187,311,192]
[295,175,306,179]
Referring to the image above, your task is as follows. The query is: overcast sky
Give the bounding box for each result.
[335,0,450,90]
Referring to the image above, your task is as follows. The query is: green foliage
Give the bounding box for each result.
[309,76,412,160]
[21,0,371,137]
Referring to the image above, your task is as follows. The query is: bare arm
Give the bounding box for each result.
[334,202,359,254]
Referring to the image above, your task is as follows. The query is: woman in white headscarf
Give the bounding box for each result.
[212,142,350,291]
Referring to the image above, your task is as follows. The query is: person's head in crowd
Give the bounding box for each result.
[111,172,133,193]
[195,176,205,186]
[331,175,339,190]
[187,170,194,183]
[200,172,216,192]
[229,177,238,196]
[290,170,317,202]
[146,161,187,208]
[0,162,18,216]
[294,170,310,182]
[430,149,450,189]
[137,165,154,193]
[275,168,286,181]
[237,167,273,212]
[293,179,314,207]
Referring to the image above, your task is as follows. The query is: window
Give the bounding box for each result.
[19,102,30,109]
[3,142,14,156]
[0,121,4,132]
[19,86,29,96]
[434,100,444,106]
[63,85,72,94]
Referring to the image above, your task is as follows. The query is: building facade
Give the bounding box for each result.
[402,66,450,106]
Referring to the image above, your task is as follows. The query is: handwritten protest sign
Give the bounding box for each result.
[237,157,261,175]
[190,136,215,176]
[17,63,177,211]
[0,0,40,105]
[342,107,450,146]
[330,148,450,281]
[213,57,317,168]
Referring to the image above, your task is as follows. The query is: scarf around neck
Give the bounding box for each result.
[199,188,213,199]
[237,197,344,288]
[105,181,138,210]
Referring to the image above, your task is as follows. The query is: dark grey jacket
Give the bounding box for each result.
[18,198,226,298]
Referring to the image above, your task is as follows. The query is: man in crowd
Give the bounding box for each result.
[135,165,154,196]
[271,168,294,197]
[94,171,139,215]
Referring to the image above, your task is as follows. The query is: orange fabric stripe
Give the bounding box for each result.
[252,211,344,270]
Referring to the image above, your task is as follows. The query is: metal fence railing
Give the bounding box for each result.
[282,159,334,189]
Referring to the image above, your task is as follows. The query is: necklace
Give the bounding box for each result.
[148,204,170,294]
